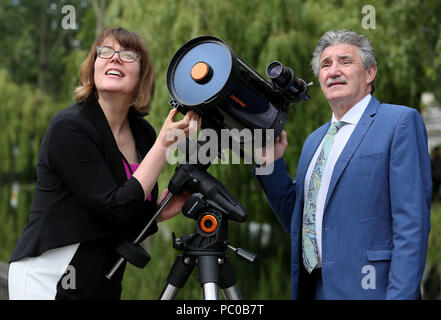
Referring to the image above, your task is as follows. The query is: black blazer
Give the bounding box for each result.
[11,97,159,262]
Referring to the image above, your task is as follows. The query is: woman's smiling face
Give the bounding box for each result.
[93,37,141,98]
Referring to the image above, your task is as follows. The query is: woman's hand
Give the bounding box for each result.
[156,109,201,149]
[156,189,192,222]
[133,109,201,202]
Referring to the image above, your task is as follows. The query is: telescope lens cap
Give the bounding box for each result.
[191,62,210,82]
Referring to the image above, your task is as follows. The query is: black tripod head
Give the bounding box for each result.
[168,161,247,223]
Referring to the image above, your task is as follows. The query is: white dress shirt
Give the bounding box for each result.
[303,94,371,268]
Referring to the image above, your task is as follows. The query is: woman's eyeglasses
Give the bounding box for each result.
[96,46,139,63]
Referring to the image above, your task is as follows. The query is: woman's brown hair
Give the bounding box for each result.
[74,27,155,116]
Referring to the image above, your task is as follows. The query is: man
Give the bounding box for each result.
[255,30,431,299]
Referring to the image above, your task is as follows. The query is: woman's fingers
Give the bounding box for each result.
[189,112,200,133]
[160,109,201,149]
[189,117,198,133]
[167,108,179,122]
[173,111,200,133]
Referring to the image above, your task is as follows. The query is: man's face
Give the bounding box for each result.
[318,43,376,108]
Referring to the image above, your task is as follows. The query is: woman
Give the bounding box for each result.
[8,27,199,299]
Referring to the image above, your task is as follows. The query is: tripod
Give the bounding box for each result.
[159,193,257,300]
[107,148,257,300]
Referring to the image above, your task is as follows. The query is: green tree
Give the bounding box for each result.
[0,0,93,98]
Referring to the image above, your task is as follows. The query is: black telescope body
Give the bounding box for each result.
[166,36,309,146]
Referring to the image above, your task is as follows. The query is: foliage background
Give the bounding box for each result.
[0,0,440,299]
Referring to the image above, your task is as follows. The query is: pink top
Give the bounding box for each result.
[122,159,151,201]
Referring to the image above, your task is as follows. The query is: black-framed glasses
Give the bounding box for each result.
[96,46,140,63]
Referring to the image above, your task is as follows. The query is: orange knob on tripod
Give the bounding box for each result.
[200,214,218,233]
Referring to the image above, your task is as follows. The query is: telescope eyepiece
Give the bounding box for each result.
[266,61,283,78]
[266,61,292,86]
[266,60,309,105]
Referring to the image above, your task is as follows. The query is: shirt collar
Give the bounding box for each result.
[331,94,372,125]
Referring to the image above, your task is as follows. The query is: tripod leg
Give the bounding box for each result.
[159,284,180,300]
[222,285,242,300]
[219,256,242,300]
[198,255,220,300]
[159,255,195,300]
[202,283,219,300]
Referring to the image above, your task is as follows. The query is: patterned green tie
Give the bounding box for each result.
[303,121,346,273]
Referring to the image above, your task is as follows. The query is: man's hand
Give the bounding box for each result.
[255,130,288,166]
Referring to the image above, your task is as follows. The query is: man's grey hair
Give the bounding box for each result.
[310,30,377,92]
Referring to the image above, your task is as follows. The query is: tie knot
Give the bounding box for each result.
[328,121,345,135]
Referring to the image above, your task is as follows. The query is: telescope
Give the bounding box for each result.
[166,35,309,146]
[107,36,310,299]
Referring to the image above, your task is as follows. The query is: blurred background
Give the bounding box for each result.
[0,0,440,299]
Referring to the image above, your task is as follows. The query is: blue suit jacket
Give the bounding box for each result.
[255,96,432,299]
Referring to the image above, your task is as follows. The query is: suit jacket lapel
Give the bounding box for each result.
[296,123,331,186]
[323,96,380,212]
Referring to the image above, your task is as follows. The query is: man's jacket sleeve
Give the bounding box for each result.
[387,108,432,299]
[254,158,297,233]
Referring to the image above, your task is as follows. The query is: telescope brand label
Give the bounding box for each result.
[230,94,246,107]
